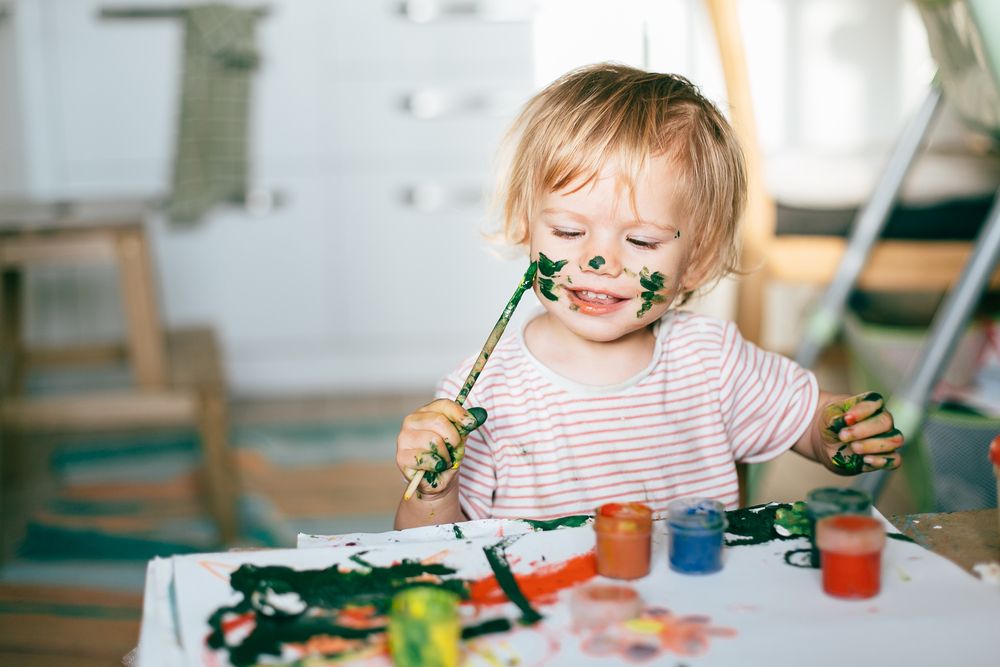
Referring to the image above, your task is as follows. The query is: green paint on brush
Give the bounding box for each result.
[636,267,667,317]
[588,256,605,270]
[482,536,543,625]
[523,515,592,531]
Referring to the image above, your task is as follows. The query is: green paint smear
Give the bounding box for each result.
[461,617,512,639]
[537,252,567,301]
[773,501,810,536]
[523,515,591,531]
[482,536,543,625]
[537,252,568,277]
[636,267,666,318]
[724,503,804,548]
[453,524,465,539]
[538,276,559,301]
[207,559,469,665]
[588,256,605,270]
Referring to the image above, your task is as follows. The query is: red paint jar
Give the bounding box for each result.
[815,515,886,599]
[594,502,653,580]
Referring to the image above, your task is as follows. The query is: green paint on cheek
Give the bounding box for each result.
[537,252,568,277]
[636,267,667,318]
[588,256,605,270]
[623,267,637,277]
[538,277,559,301]
[536,252,568,302]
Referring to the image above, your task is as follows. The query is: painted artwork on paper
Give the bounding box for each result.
[137,504,1000,667]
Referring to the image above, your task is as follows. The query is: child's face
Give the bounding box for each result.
[529,155,692,343]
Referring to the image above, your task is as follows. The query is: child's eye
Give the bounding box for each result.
[552,228,583,239]
[627,237,661,249]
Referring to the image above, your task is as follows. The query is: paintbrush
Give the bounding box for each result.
[403,261,539,501]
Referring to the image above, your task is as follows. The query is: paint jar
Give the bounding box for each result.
[666,497,727,575]
[388,587,460,667]
[990,436,1000,536]
[815,515,886,599]
[805,486,872,567]
[570,583,643,630]
[594,502,653,580]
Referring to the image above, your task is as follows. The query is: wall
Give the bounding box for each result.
[1,0,936,393]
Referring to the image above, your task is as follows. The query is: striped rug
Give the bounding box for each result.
[0,416,406,666]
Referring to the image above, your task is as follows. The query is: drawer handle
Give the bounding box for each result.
[398,0,535,23]
[400,184,483,213]
[400,89,524,119]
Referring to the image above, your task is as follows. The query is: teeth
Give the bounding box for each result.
[581,290,614,300]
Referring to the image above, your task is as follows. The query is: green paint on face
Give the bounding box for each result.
[674,230,681,239]
[636,267,667,318]
[588,256,605,270]
[537,252,568,277]
[536,252,568,302]
[622,267,637,277]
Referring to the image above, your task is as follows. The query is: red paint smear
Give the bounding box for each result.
[467,550,597,606]
[220,611,254,634]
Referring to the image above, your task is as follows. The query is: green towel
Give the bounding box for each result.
[168,4,260,225]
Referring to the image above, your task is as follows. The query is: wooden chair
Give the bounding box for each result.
[0,200,239,543]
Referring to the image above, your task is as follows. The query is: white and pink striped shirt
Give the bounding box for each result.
[436,309,818,520]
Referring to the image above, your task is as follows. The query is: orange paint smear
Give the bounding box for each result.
[467,550,597,606]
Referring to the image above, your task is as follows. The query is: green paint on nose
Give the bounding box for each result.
[588,256,605,270]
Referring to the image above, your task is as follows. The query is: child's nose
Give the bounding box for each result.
[582,245,621,276]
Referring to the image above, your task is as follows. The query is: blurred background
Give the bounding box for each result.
[0,0,998,663]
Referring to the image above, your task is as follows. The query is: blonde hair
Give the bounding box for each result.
[494,62,747,293]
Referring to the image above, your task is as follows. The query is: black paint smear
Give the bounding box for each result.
[462,617,513,639]
[724,503,803,547]
[482,536,543,625]
[782,548,815,568]
[206,559,468,666]
[887,532,915,543]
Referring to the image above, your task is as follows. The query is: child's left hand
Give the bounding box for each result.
[819,392,903,474]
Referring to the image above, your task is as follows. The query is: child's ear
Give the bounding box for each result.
[680,251,714,292]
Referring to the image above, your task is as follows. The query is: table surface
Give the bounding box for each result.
[889,508,999,573]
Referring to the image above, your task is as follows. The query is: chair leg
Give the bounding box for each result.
[116,228,168,390]
[197,386,240,544]
[1,268,25,396]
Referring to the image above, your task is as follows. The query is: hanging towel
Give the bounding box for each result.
[168,4,260,225]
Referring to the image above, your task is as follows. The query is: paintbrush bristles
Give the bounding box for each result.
[404,261,538,502]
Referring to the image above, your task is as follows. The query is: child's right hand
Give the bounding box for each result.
[396,399,487,498]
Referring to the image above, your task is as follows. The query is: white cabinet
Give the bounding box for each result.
[1,0,536,393]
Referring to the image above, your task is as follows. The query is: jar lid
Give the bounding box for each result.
[595,502,652,533]
[571,584,642,630]
[666,497,726,531]
[815,515,886,555]
[806,486,872,518]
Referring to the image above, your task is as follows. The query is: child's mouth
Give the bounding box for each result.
[566,287,628,314]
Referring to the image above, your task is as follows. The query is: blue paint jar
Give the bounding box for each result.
[667,497,727,574]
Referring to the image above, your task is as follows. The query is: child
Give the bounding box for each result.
[394,63,903,529]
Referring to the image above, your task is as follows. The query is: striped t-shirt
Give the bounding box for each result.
[436,309,818,520]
